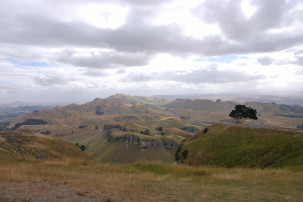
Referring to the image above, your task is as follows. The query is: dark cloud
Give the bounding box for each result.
[199,0,290,40]
[195,0,303,53]
[0,0,301,60]
[257,57,273,65]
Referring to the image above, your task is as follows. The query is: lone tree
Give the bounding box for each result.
[229,105,258,121]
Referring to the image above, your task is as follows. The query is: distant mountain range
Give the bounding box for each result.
[0,102,54,119]
[154,94,303,105]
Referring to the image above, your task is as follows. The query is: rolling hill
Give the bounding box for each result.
[1,94,303,163]
[176,123,303,168]
[0,129,87,161]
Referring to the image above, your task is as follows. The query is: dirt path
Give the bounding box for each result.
[0,182,99,202]
[0,181,163,202]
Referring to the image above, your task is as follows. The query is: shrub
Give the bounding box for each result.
[144,129,150,135]
[76,143,86,151]
[80,145,86,151]
[156,126,163,131]
[79,125,87,129]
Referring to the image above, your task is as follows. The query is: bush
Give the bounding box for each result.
[144,129,150,135]
[80,145,86,151]
[79,125,87,129]
[76,143,86,151]
[156,126,163,131]
[40,130,51,135]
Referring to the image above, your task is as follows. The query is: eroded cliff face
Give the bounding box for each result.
[105,131,178,152]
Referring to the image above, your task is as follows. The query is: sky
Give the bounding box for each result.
[0,0,303,104]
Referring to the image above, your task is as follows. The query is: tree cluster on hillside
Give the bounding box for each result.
[11,119,48,130]
[140,129,150,135]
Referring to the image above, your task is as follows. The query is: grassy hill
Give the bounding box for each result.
[176,124,303,168]
[0,129,87,160]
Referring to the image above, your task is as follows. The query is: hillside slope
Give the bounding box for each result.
[176,124,303,168]
[0,129,87,160]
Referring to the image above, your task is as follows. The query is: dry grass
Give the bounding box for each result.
[1,159,303,201]
[0,136,5,143]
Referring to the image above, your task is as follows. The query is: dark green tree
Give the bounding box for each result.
[80,145,86,151]
[229,105,258,121]
[144,129,150,135]
[156,126,163,131]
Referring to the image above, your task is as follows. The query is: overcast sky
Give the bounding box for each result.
[1,0,303,104]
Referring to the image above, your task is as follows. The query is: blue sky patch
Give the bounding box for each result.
[3,58,50,67]
[194,55,240,64]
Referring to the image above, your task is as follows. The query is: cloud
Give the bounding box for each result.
[295,56,303,66]
[34,74,70,86]
[1,0,302,64]
[58,49,150,68]
[195,0,303,53]
[82,70,108,77]
[170,69,265,84]
[257,57,273,65]
[124,64,265,84]
[0,0,303,104]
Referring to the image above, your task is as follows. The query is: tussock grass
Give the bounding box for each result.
[1,159,303,201]
[129,162,208,177]
[0,136,4,143]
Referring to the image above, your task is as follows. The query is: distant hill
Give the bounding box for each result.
[175,124,303,168]
[155,94,303,105]
[0,104,53,120]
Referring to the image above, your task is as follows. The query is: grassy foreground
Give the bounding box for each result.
[1,159,303,201]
